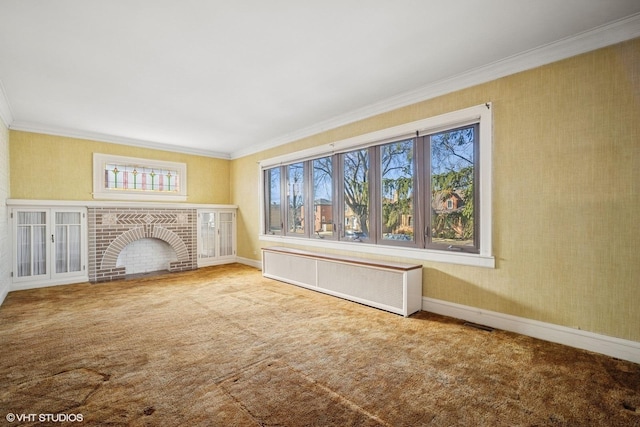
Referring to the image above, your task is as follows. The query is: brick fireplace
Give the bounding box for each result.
[88,207,197,282]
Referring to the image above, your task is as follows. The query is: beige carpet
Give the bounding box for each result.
[0,263,638,426]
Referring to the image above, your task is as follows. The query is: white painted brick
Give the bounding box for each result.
[116,238,177,275]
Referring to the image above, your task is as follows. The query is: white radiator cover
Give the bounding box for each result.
[262,247,422,317]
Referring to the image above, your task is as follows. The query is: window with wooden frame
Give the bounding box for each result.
[260,104,493,268]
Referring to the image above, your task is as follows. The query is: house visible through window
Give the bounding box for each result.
[381,139,414,244]
[260,103,493,267]
[427,124,478,252]
[313,156,334,238]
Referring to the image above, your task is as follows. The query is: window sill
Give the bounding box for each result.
[259,234,495,268]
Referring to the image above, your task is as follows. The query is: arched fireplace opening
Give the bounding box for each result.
[117,238,178,277]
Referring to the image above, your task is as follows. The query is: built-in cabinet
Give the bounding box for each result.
[7,201,237,290]
[10,206,88,290]
[262,246,422,317]
[197,208,237,267]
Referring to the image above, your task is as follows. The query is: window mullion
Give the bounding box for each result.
[423,135,432,248]
[336,153,345,240]
[332,155,341,240]
[281,165,288,235]
[414,138,426,249]
[369,146,380,244]
[473,123,481,251]
[304,160,313,238]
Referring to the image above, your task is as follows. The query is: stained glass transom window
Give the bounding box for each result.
[93,154,187,201]
[104,164,180,192]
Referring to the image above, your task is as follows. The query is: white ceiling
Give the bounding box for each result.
[1,1,639,159]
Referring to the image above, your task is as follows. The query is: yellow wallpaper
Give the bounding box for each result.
[231,38,640,342]
[9,132,230,204]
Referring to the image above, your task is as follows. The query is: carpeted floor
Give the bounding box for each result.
[0,263,638,426]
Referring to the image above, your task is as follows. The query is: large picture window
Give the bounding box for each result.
[260,104,493,267]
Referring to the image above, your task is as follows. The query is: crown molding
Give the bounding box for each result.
[0,79,14,128]
[8,121,230,159]
[230,12,640,160]
[4,13,639,160]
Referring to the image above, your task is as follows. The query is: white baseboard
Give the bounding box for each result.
[423,297,640,365]
[236,257,262,270]
[0,284,8,306]
[10,275,89,292]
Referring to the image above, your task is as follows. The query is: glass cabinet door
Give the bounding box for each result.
[12,207,86,285]
[54,211,83,275]
[15,210,49,280]
[197,209,236,267]
[198,212,218,261]
[219,211,235,259]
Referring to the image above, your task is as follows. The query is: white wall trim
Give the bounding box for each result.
[259,235,495,268]
[0,285,8,307]
[249,260,638,363]
[0,79,13,128]
[3,15,639,161]
[423,297,640,365]
[231,12,640,160]
[9,120,230,160]
[6,199,237,210]
[258,104,489,168]
[236,256,262,270]
[10,275,89,292]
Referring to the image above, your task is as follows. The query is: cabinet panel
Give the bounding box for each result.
[12,207,87,288]
[263,250,317,288]
[54,211,83,276]
[197,209,236,267]
[317,260,404,309]
[199,212,217,259]
[262,247,422,317]
[218,211,235,259]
